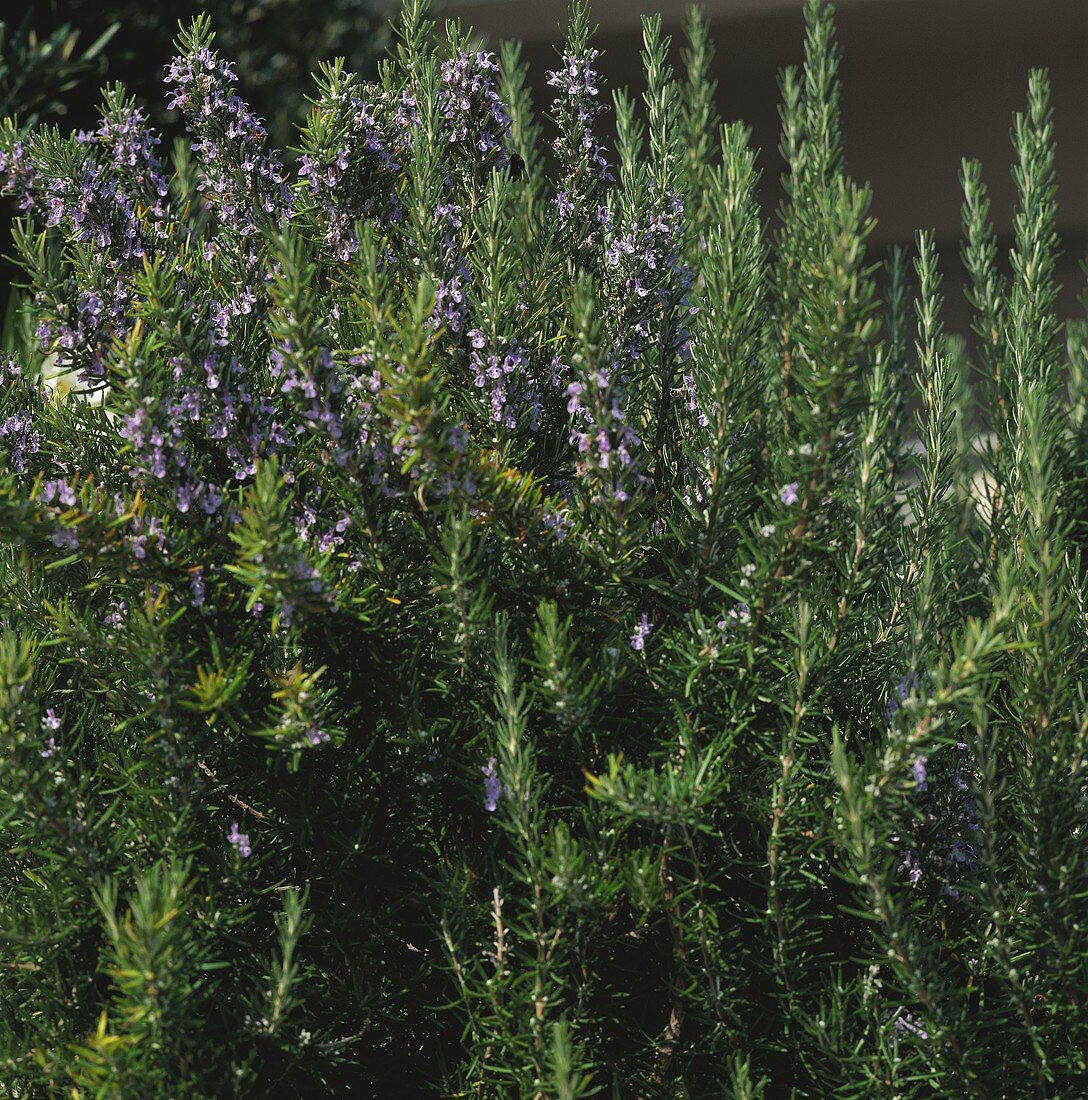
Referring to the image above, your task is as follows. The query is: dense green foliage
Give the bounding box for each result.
[1,1,1087,1095]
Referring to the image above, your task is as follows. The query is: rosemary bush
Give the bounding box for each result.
[1,1,1086,1095]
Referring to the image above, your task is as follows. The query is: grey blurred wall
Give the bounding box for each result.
[443,0,1088,331]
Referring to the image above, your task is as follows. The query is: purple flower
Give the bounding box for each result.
[433,273,469,335]
[565,364,643,502]
[912,755,928,792]
[228,822,252,858]
[50,527,78,551]
[78,290,104,319]
[889,1009,928,1042]
[481,757,501,812]
[103,600,126,630]
[565,381,583,414]
[190,568,206,607]
[542,509,573,541]
[886,671,920,721]
[717,602,751,643]
[40,479,77,507]
[779,482,799,505]
[630,612,652,652]
[438,50,511,171]
[39,707,62,758]
[0,138,38,211]
[898,848,923,886]
[306,725,331,747]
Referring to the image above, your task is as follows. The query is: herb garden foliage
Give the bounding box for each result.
[0,0,1086,1095]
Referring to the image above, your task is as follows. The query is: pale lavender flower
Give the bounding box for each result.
[40,479,77,507]
[717,602,751,643]
[889,1009,928,1042]
[542,509,573,541]
[779,482,799,505]
[898,849,923,886]
[228,822,252,858]
[912,755,928,792]
[306,725,331,747]
[482,756,501,812]
[103,600,126,630]
[50,527,78,551]
[630,612,652,652]
[40,707,61,758]
[433,272,469,334]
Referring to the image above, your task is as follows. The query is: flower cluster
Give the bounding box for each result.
[0,410,41,474]
[1,100,173,381]
[77,104,170,224]
[895,741,980,899]
[466,330,534,431]
[165,42,291,235]
[547,46,613,247]
[298,83,408,260]
[39,154,143,261]
[558,186,696,502]
[565,366,642,502]
[604,194,695,369]
[438,51,511,173]
[0,137,37,212]
[433,270,470,336]
[272,343,354,463]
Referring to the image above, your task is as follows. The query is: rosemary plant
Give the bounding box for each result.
[0,2,1086,1095]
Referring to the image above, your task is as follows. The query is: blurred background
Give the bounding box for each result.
[0,0,388,143]
[2,0,1086,333]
